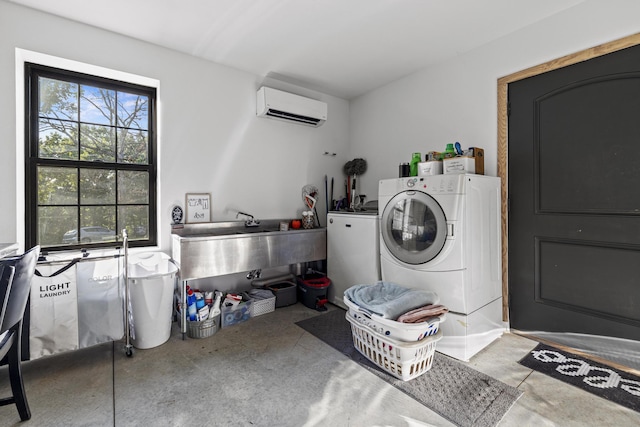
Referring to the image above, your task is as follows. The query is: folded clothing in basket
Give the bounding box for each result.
[344,282,439,319]
[248,289,274,300]
[397,304,449,323]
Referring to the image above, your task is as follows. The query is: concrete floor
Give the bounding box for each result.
[1,303,639,426]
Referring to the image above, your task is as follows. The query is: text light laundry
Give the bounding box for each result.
[39,282,72,298]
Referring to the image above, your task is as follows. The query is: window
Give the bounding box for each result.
[25,63,157,250]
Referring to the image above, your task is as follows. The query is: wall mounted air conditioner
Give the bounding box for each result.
[256,86,327,127]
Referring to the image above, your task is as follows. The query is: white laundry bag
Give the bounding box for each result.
[76,258,124,348]
[30,260,80,359]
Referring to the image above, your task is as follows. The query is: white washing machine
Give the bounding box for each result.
[327,212,381,310]
[378,174,504,361]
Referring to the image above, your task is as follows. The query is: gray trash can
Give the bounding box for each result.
[127,252,178,349]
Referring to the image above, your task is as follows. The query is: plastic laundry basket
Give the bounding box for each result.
[128,252,178,349]
[344,296,444,341]
[346,313,442,381]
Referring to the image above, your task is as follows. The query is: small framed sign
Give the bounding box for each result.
[185,193,211,223]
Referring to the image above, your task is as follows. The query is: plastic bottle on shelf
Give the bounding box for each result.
[212,291,223,310]
[210,291,222,319]
[410,152,421,176]
[205,291,213,306]
[444,143,456,158]
[195,292,205,309]
[187,289,197,321]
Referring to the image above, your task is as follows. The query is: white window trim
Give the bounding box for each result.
[15,48,162,255]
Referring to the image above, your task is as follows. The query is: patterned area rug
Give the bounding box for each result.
[296,308,522,427]
[519,343,640,413]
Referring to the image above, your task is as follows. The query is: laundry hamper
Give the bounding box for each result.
[346,313,442,381]
[344,296,444,342]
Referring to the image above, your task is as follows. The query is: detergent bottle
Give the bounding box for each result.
[409,152,421,176]
[187,289,197,321]
[444,143,456,158]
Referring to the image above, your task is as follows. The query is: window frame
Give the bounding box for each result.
[24,62,158,251]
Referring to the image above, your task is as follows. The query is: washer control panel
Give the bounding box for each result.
[399,175,463,194]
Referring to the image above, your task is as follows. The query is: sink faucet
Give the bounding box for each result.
[246,269,261,280]
[236,211,260,227]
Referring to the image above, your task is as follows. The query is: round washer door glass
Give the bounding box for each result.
[381,190,447,265]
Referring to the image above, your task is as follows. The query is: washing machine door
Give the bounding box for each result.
[381,190,447,265]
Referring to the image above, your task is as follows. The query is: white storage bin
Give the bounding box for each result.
[221,296,252,328]
[443,156,475,174]
[248,289,276,317]
[128,252,178,349]
[418,161,443,176]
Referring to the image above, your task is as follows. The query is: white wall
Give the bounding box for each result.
[0,1,349,253]
[350,0,640,201]
[4,0,639,271]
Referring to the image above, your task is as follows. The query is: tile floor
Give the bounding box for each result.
[1,303,639,426]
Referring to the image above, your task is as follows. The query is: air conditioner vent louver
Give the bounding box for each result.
[265,109,322,125]
[256,86,327,127]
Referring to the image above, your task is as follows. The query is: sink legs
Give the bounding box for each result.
[181,280,187,340]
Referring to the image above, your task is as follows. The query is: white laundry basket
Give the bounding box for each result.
[344,296,444,341]
[128,252,178,349]
[346,313,442,381]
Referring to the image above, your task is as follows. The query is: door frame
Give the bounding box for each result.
[496,32,640,321]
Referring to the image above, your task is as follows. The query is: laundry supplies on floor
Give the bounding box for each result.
[221,292,253,328]
[297,273,331,311]
[247,289,276,317]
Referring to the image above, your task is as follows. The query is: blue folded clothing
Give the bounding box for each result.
[344,281,439,319]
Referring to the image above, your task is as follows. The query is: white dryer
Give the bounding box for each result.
[378,174,504,361]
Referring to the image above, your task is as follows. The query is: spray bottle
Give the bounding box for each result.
[210,291,223,319]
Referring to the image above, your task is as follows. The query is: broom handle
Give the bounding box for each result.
[351,174,356,209]
[325,175,328,214]
[346,177,350,207]
[330,177,334,211]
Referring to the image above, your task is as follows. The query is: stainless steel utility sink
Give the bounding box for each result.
[170,220,326,280]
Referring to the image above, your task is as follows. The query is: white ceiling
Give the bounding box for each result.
[9,0,585,99]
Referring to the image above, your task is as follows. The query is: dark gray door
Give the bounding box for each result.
[508,44,640,340]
